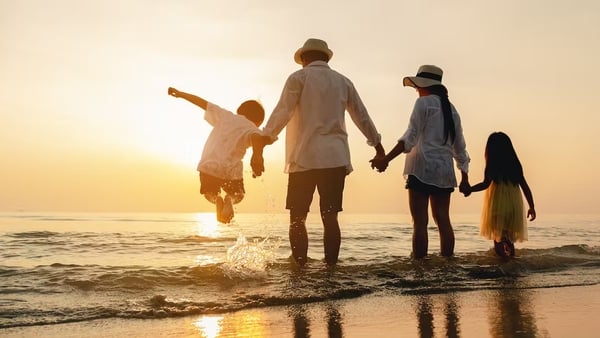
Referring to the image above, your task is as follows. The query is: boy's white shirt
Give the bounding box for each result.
[197,102,260,180]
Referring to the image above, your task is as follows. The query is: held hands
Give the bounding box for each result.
[370,143,388,172]
[250,152,264,178]
[459,180,471,197]
[250,135,273,178]
[370,156,389,173]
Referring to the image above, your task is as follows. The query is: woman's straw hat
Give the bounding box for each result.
[403,65,443,88]
[294,38,333,65]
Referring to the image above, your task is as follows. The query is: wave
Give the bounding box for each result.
[1,244,598,329]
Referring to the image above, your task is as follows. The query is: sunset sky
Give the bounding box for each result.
[1,0,599,214]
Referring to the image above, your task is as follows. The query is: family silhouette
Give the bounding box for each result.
[169,37,536,265]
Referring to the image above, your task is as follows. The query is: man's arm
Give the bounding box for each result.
[168,87,208,110]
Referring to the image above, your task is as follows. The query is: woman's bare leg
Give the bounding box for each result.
[409,189,430,259]
[430,192,454,257]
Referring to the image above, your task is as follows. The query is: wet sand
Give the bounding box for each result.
[3,284,599,337]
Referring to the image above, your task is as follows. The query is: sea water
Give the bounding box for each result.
[0,212,598,328]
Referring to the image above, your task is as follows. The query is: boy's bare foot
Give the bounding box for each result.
[220,196,234,223]
[216,196,227,223]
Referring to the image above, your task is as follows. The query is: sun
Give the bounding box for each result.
[125,98,212,168]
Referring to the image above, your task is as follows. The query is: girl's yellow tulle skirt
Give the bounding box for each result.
[480,181,528,242]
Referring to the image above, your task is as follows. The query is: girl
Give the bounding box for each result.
[464,132,536,257]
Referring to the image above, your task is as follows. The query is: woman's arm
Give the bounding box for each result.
[370,140,405,172]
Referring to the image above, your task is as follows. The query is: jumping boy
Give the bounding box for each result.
[168,87,265,223]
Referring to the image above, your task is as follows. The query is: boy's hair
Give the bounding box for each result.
[484,132,523,184]
[237,100,265,126]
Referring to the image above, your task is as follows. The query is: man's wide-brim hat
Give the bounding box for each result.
[294,38,333,65]
[403,65,443,88]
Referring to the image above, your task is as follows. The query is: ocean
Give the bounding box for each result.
[1,212,599,330]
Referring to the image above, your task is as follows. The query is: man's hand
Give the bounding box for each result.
[370,157,388,173]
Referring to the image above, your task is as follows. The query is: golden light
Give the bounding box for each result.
[194,254,219,266]
[194,212,221,238]
[193,315,223,338]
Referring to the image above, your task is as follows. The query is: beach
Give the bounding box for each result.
[1,212,599,337]
[2,284,598,337]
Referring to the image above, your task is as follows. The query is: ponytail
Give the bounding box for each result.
[428,85,455,144]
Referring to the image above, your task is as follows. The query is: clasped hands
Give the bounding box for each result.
[250,135,274,178]
[369,156,389,173]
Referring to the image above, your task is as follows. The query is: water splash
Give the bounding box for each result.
[221,233,280,279]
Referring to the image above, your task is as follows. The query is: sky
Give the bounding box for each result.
[1,0,599,214]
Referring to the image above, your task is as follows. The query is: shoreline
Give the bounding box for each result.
[3,283,599,337]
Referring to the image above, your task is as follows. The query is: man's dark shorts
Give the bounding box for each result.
[199,171,245,197]
[286,167,346,214]
[405,175,454,196]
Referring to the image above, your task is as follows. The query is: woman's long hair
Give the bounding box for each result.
[427,84,455,144]
[484,132,523,184]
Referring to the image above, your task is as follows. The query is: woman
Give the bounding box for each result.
[371,65,470,258]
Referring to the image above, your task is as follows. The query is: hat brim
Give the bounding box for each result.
[294,47,333,65]
[403,76,441,88]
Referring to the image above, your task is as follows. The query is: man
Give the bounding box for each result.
[252,38,384,266]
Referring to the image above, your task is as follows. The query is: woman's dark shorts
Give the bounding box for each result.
[286,167,346,214]
[405,175,454,196]
[199,171,244,197]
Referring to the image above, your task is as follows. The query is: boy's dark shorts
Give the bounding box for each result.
[405,175,454,196]
[199,171,245,197]
[286,166,346,214]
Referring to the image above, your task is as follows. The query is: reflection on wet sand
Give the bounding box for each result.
[414,293,461,338]
[487,280,540,338]
[288,302,344,338]
[193,310,269,337]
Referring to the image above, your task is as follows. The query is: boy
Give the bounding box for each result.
[168,87,265,223]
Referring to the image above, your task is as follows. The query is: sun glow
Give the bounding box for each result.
[127,99,210,168]
[193,315,223,338]
[194,213,221,238]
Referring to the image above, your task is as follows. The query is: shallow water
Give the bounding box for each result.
[0,212,598,328]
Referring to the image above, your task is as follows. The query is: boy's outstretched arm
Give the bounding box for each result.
[168,87,208,110]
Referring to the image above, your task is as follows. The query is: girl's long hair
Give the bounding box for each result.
[427,84,455,144]
[484,132,523,184]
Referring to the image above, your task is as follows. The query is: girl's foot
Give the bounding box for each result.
[493,238,514,258]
